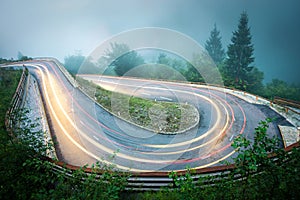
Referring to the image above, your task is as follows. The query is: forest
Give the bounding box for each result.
[64,13,300,102]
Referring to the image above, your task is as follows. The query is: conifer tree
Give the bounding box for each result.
[205,24,225,65]
[225,12,254,90]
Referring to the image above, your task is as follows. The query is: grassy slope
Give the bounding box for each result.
[76,77,199,133]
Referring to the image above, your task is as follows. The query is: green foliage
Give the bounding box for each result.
[157,53,170,66]
[64,53,99,75]
[225,118,300,199]
[225,12,256,90]
[135,119,300,199]
[17,51,32,61]
[264,78,300,101]
[156,53,204,83]
[205,24,225,65]
[0,69,55,199]
[34,162,129,200]
[168,168,197,199]
[64,53,85,74]
[102,43,145,76]
[0,69,22,129]
[0,57,15,64]
[232,119,281,174]
[191,52,221,84]
[0,69,128,199]
[0,111,128,199]
[183,62,204,82]
[245,67,265,95]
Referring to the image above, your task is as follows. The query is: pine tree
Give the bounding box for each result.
[205,24,225,65]
[225,12,254,90]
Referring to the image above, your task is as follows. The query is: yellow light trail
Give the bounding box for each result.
[26,63,238,172]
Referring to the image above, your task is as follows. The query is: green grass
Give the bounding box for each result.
[76,77,199,133]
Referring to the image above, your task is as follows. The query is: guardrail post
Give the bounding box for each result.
[285,107,289,113]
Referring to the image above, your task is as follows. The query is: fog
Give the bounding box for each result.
[1,0,299,83]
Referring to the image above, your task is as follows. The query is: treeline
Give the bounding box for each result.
[204,12,300,101]
[64,12,300,101]
[0,52,32,64]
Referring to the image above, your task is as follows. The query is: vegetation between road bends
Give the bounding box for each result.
[76,77,199,134]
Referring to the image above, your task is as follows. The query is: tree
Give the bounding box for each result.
[17,51,24,60]
[205,24,225,65]
[64,53,99,74]
[156,53,204,82]
[17,51,32,61]
[157,53,170,66]
[225,12,255,90]
[264,79,300,101]
[103,43,144,76]
[64,53,85,74]
[246,67,264,95]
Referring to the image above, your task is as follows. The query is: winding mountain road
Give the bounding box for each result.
[5,59,289,172]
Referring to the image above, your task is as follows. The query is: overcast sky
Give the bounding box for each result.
[1,0,300,83]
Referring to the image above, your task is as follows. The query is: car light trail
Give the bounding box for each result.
[16,60,258,172]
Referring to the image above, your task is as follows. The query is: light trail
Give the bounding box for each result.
[71,73,247,166]
[6,61,256,172]
[79,76,227,148]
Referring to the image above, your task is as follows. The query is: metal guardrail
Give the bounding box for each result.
[274,96,300,114]
[5,67,27,133]
[44,142,299,191]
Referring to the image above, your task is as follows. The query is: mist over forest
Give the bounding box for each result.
[1,0,300,84]
[63,12,300,102]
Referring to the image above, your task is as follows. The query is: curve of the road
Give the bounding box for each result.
[5,60,287,172]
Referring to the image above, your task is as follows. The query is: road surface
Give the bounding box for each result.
[4,60,290,172]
